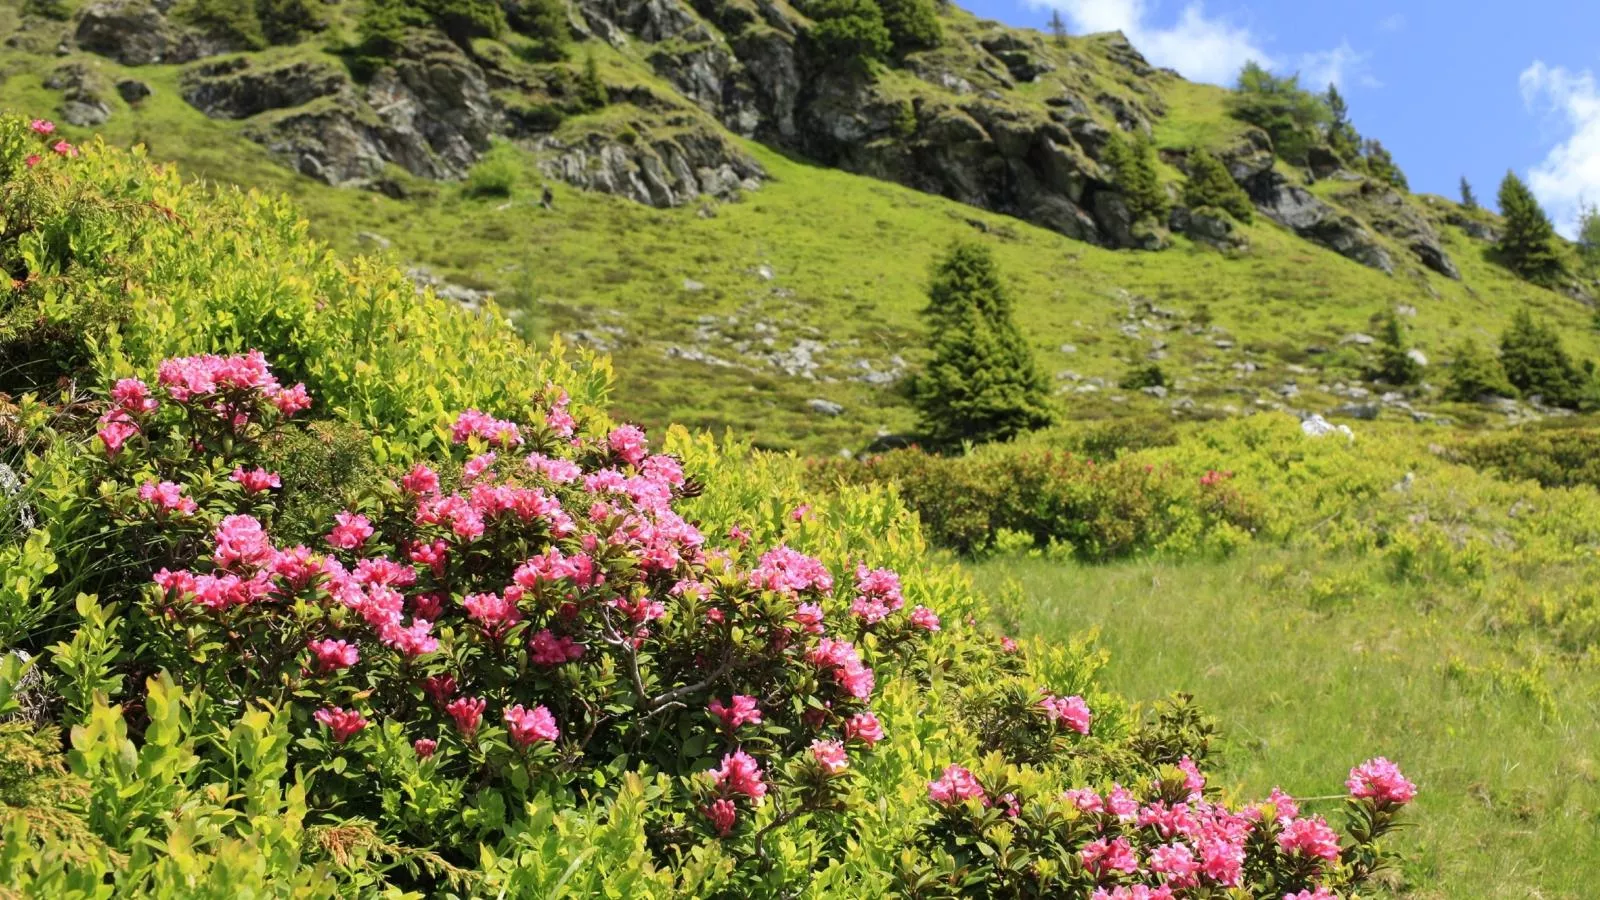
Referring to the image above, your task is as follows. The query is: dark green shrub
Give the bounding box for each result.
[1361,139,1408,191]
[1226,61,1330,166]
[257,0,324,44]
[353,0,430,65]
[911,241,1053,449]
[877,0,941,57]
[1497,171,1566,287]
[1102,132,1167,222]
[258,421,387,545]
[1499,309,1585,408]
[21,0,75,19]
[804,0,893,70]
[1373,312,1421,386]
[171,0,267,49]
[1442,338,1514,401]
[1119,362,1168,391]
[504,0,568,58]
[578,51,608,110]
[1450,426,1600,490]
[1182,148,1252,223]
[463,143,519,197]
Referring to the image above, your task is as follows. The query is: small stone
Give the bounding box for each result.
[1406,348,1428,367]
[1341,333,1375,346]
[806,398,844,416]
[682,278,705,292]
[1059,343,1077,354]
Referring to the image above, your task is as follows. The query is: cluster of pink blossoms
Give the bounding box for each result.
[1039,692,1093,735]
[116,353,950,846]
[936,754,1416,897]
[97,353,309,458]
[20,118,75,168]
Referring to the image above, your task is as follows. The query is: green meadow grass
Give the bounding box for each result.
[970,550,1600,899]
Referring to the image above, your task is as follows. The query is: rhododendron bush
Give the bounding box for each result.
[0,121,1419,897]
[0,347,1415,895]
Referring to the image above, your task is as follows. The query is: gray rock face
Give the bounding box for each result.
[1232,154,1394,275]
[181,58,348,120]
[1170,205,1245,250]
[243,34,499,185]
[46,62,112,127]
[1341,181,1459,279]
[74,0,237,65]
[536,126,763,207]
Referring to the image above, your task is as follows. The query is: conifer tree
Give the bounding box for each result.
[1459,176,1478,210]
[1182,148,1253,223]
[913,241,1054,448]
[1373,312,1421,385]
[1499,308,1583,407]
[1496,171,1566,286]
[1442,338,1513,401]
[1047,9,1066,45]
[579,51,608,110]
[1104,132,1168,222]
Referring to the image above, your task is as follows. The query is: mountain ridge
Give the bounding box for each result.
[2,0,1595,451]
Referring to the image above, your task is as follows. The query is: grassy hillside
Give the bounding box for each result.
[3,2,1597,452]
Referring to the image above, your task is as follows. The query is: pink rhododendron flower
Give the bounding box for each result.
[451,409,522,447]
[543,386,575,437]
[703,798,737,837]
[413,738,438,758]
[446,696,486,736]
[728,524,750,546]
[1283,889,1337,900]
[326,511,374,550]
[1262,787,1299,822]
[463,592,521,639]
[793,602,825,633]
[790,503,811,522]
[909,605,941,631]
[314,707,367,743]
[850,596,890,624]
[422,675,457,707]
[380,618,438,658]
[1198,835,1246,886]
[749,546,833,595]
[139,480,197,516]
[711,751,767,800]
[307,638,359,673]
[400,464,440,496]
[1346,757,1416,807]
[1039,693,1092,735]
[504,704,560,747]
[529,629,585,666]
[1000,636,1019,653]
[1080,836,1139,876]
[1278,816,1341,863]
[52,140,75,157]
[1178,755,1206,797]
[97,412,139,457]
[269,383,311,416]
[810,739,848,774]
[111,378,158,414]
[1149,842,1199,888]
[1107,784,1138,820]
[608,425,649,466]
[462,452,497,484]
[231,467,281,494]
[214,515,273,571]
[526,453,581,484]
[24,154,41,168]
[408,539,448,578]
[927,764,987,807]
[411,592,445,620]
[708,695,763,731]
[1092,888,1175,900]
[854,564,903,609]
[843,711,884,747]
[30,119,54,134]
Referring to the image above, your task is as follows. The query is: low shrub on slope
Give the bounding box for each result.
[0,116,1415,897]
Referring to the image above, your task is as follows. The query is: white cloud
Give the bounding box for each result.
[1378,13,1405,33]
[1519,61,1600,238]
[1034,0,1274,84]
[1296,41,1367,91]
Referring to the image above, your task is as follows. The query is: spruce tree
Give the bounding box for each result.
[1499,309,1583,407]
[1182,148,1253,223]
[1442,338,1513,401]
[1361,139,1408,191]
[877,0,941,57]
[913,241,1054,448]
[1496,171,1566,286]
[1576,201,1600,276]
[579,51,608,110]
[1459,176,1478,210]
[1104,132,1167,222]
[1047,9,1066,45]
[1323,84,1360,162]
[1373,312,1421,385]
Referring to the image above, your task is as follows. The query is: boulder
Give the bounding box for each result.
[181,58,349,120]
[1242,168,1394,274]
[74,0,237,65]
[806,398,844,416]
[1170,205,1246,250]
[1339,181,1459,279]
[116,78,153,103]
[46,62,112,127]
[535,123,763,208]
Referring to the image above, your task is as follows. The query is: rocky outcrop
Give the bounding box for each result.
[1340,181,1460,279]
[238,33,498,186]
[1224,136,1394,274]
[980,33,1055,83]
[1170,205,1246,250]
[45,62,112,127]
[73,0,237,66]
[181,58,348,120]
[536,123,763,207]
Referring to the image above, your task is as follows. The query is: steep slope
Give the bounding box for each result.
[3,0,1595,451]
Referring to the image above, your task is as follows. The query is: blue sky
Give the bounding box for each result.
[960,0,1600,235]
